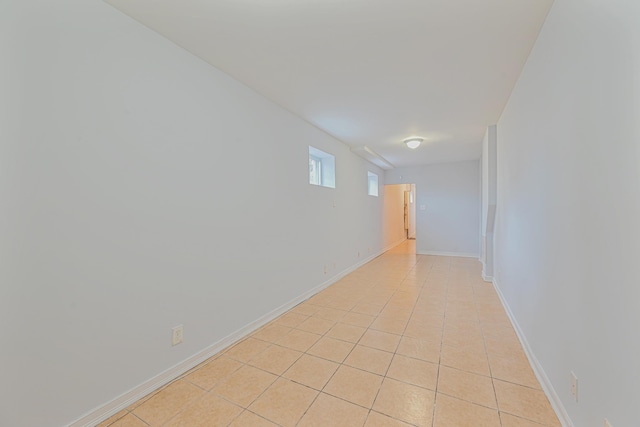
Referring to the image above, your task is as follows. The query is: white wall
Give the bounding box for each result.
[382,184,407,248]
[0,1,386,426]
[494,0,640,426]
[385,161,480,257]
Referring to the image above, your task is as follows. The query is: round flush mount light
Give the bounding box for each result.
[403,137,423,149]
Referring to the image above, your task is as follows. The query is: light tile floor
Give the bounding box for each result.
[98,241,560,427]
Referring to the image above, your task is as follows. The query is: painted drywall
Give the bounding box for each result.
[494,0,640,426]
[382,184,407,248]
[0,1,386,426]
[385,161,480,257]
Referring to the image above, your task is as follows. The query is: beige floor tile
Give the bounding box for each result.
[109,414,149,427]
[440,343,490,376]
[276,328,322,352]
[274,312,309,328]
[343,345,393,376]
[307,336,355,363]
[403,323,443,342]
[292,303,321,316]
[442,328,485,350]
[372,378,435,427]
[212,365,278,407]
[341,312,376,328]
[436,365,497,408]
[379,307,412,322]
[326,322,367,343]
[326,298,358,311]
[359,329,401,353]
[494,380,561,426]
[411,312,445,325]
[225,337,271,363]
[163,393,242,427]
[252,324,293,343]
[298,393,369,427]
[364,411,414,426]
[228,411,279,427]
[487,352,541,389]
[445,310,479,323]
[96,410,128,427]
[386,354,438,390]
[297,316,336,335]
[249,378,318,427]
[116,244,560,427]
[352,303,385,316]
[283,354,339,390]
[184,356,243,390]
[433,394,500,427]
[314,307,348,321]
[132,380,205,426]
[248,344,302,375]
[500,412,548,427]
[484,335,527,359]
[369,317,408,335]
[324,365,383,408]
[434,393,501,427]
[396,336,441,364]
[480,316,514,331]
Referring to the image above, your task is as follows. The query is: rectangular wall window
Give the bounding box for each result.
[309,146,336,188]
[368,171,379,196]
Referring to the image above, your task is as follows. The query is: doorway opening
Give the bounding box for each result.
[383,183,417,250]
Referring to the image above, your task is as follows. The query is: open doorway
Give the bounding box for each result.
[405,184,416,240]
[383,183,417,250]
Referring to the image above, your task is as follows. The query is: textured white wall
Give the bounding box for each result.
[385,161,480,257]
[0,1,386,425]
[495,0,640,426]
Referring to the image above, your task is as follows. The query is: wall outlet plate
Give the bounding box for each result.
[570,371,578,402]
[172,325,183,346]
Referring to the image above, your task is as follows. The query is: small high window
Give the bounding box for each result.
[309,146,335,188]
[368,171,378,196]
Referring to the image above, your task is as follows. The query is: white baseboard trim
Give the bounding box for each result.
[417,250,479,258]
[70,245,392,427]
[491,279,574,427]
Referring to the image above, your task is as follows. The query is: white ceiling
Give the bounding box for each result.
[105,0,553,167]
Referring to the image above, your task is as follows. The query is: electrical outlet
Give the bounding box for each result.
[570,371,578,402]
[324,265,328,274]
[172,325,183,346]
[368,247,371,253]
[357,251,361,257]
[604,419,612,427]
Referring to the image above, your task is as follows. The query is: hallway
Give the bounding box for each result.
[99,241,560,427]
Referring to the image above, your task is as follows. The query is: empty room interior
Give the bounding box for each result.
[1,1,638,426]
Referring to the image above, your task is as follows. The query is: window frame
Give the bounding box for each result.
[367,171,379,196]
[309,146,336,188]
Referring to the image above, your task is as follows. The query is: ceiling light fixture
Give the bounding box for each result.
[403,137,423,149]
